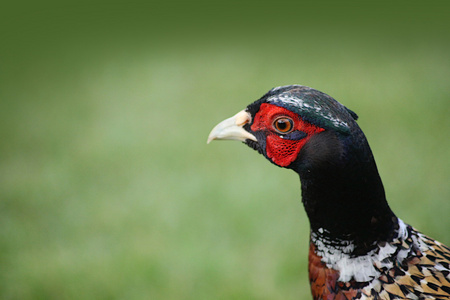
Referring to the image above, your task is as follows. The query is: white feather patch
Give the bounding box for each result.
[311,219,409,282]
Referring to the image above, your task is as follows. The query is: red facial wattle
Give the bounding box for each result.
[250,103,325,167]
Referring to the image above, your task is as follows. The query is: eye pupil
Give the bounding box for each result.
[277,120,288,130]
[274,117,293,133]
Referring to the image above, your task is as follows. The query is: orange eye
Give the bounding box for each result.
[273,117,294,134]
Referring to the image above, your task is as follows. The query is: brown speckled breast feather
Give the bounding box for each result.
[309,227,450,299]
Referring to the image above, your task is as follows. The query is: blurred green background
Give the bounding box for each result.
[0,2,449,299]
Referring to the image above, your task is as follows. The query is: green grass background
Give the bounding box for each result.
[0,2,449,299]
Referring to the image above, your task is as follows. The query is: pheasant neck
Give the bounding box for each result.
[296,135,397,254]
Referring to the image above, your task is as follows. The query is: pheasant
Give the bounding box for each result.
[207,85,450,299]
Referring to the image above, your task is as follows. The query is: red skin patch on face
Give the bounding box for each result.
[251,103,325,167]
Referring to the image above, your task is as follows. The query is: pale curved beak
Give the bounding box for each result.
[207,110,257,144]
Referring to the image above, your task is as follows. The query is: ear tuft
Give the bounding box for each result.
[346,108,359,121]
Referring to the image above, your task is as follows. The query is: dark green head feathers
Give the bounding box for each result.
[246,85,359,135]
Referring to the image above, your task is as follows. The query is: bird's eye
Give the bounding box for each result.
[273,117,294,134]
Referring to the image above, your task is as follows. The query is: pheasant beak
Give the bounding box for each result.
[207,110,257,144]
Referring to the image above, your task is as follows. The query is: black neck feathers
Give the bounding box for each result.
[293,130,397,254]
